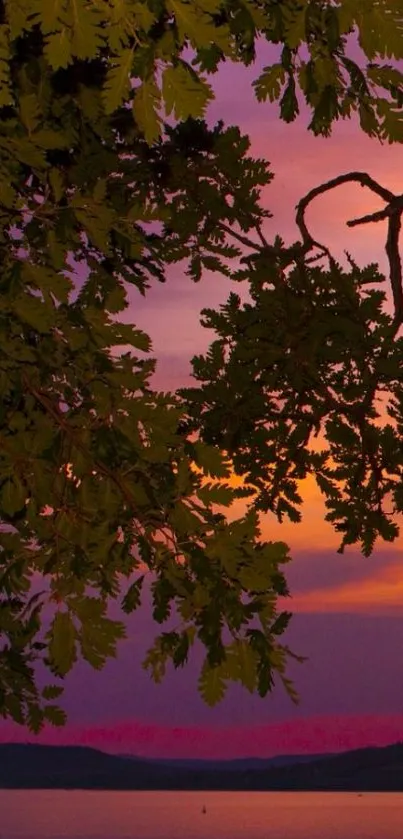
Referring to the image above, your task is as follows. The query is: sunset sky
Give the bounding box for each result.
[2,44,403,760]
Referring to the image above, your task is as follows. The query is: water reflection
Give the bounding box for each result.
[1,791,403,839]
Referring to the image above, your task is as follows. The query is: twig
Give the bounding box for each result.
[386,209,403,325]
[346,207,396,227]
[255,223,269,248]
[218,222,264,252]
[296,172,403,327]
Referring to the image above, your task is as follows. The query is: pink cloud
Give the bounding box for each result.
[1,715,403,759]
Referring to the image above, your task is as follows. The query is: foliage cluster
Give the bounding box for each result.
[1,0,403,730]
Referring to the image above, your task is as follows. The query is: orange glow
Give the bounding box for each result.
[290,551,403,614]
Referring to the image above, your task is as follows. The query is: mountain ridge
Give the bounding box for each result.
[116,753,336,770]
[2,741,403,790]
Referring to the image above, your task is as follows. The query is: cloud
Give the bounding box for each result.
[291,553,403,614]
[2,714,403,759]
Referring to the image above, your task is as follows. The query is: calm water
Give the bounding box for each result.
[1,790,403,839]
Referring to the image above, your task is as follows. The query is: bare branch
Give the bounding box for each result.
[255,223,270,248]
[296,171,394,246]
[347,195,403,228]
[218,222,262,251]
[347,207,392,227]
[386,210,403,325]
[296,172,403,326]
[297,172,395,222]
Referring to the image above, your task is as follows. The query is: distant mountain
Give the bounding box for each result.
[117,753,336,770]
[2,741,403,790]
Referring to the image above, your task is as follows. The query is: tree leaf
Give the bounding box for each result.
[132,76,162,144]
[44,30,73,70]
[253,64,286,103]
[198,659,227,706]
[0,478,26,518]
[42,684,64,700]
[48,612,77,677]
[162,63,213,121]
[42,704,67,726]
[192,441,230,478]
[13,294,53,333]
[197,482,235,507]
[122,575,145,614]
[19,93,41,134]
[103,49,134,114]
[232,640,258,692]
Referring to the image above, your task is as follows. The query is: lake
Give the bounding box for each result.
[2,790,403,839]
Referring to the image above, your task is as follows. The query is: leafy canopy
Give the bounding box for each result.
[182,164,403,557]
[1,0,403,731]
[1,0,403,142]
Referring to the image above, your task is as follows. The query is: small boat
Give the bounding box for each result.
[202,805,207,814]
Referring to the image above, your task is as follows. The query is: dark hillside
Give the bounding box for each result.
[1,741,403,790]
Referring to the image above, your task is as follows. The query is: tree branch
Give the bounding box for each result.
[218,222,265,252]
[296,172,403,327]
[386,209,403,325]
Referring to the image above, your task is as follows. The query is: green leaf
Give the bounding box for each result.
[43,704,67,726]
[0,177,16,208]
[93,178,108,203]
[22,262,73,304]
[78,616,126,670]
[197,482,235,507]
[367,63,403,90]
[0,25,11,107]
[239,567,271,592]
[26,704,44,734]
[169,500,204,535]
[279,77,299,122]
[3,693,25,725]
[113,322,152,351]
[19,93,41,134]
[253,64,286,103]
[162,62,213,121]
[192,441,230,478]
[167,0,229,48]
[44,30,73,70]
[132,76,162,144]
[326,419,359,447]
[32,129,71,149]
[283,4,306,49]
[122,575,145,613]
[359,101,379,138]
[13,294,53,333]
[103,49,134,114]
[69,596,105,621]
[271,611,292,636]
[48,612,77,677]
[42,684,64,700]
[49,168,65,203]
[232,640,258,692]
[198,659,227,706]
[0,477,26,518]
[172,630,192,668]
[131,2,157,32]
